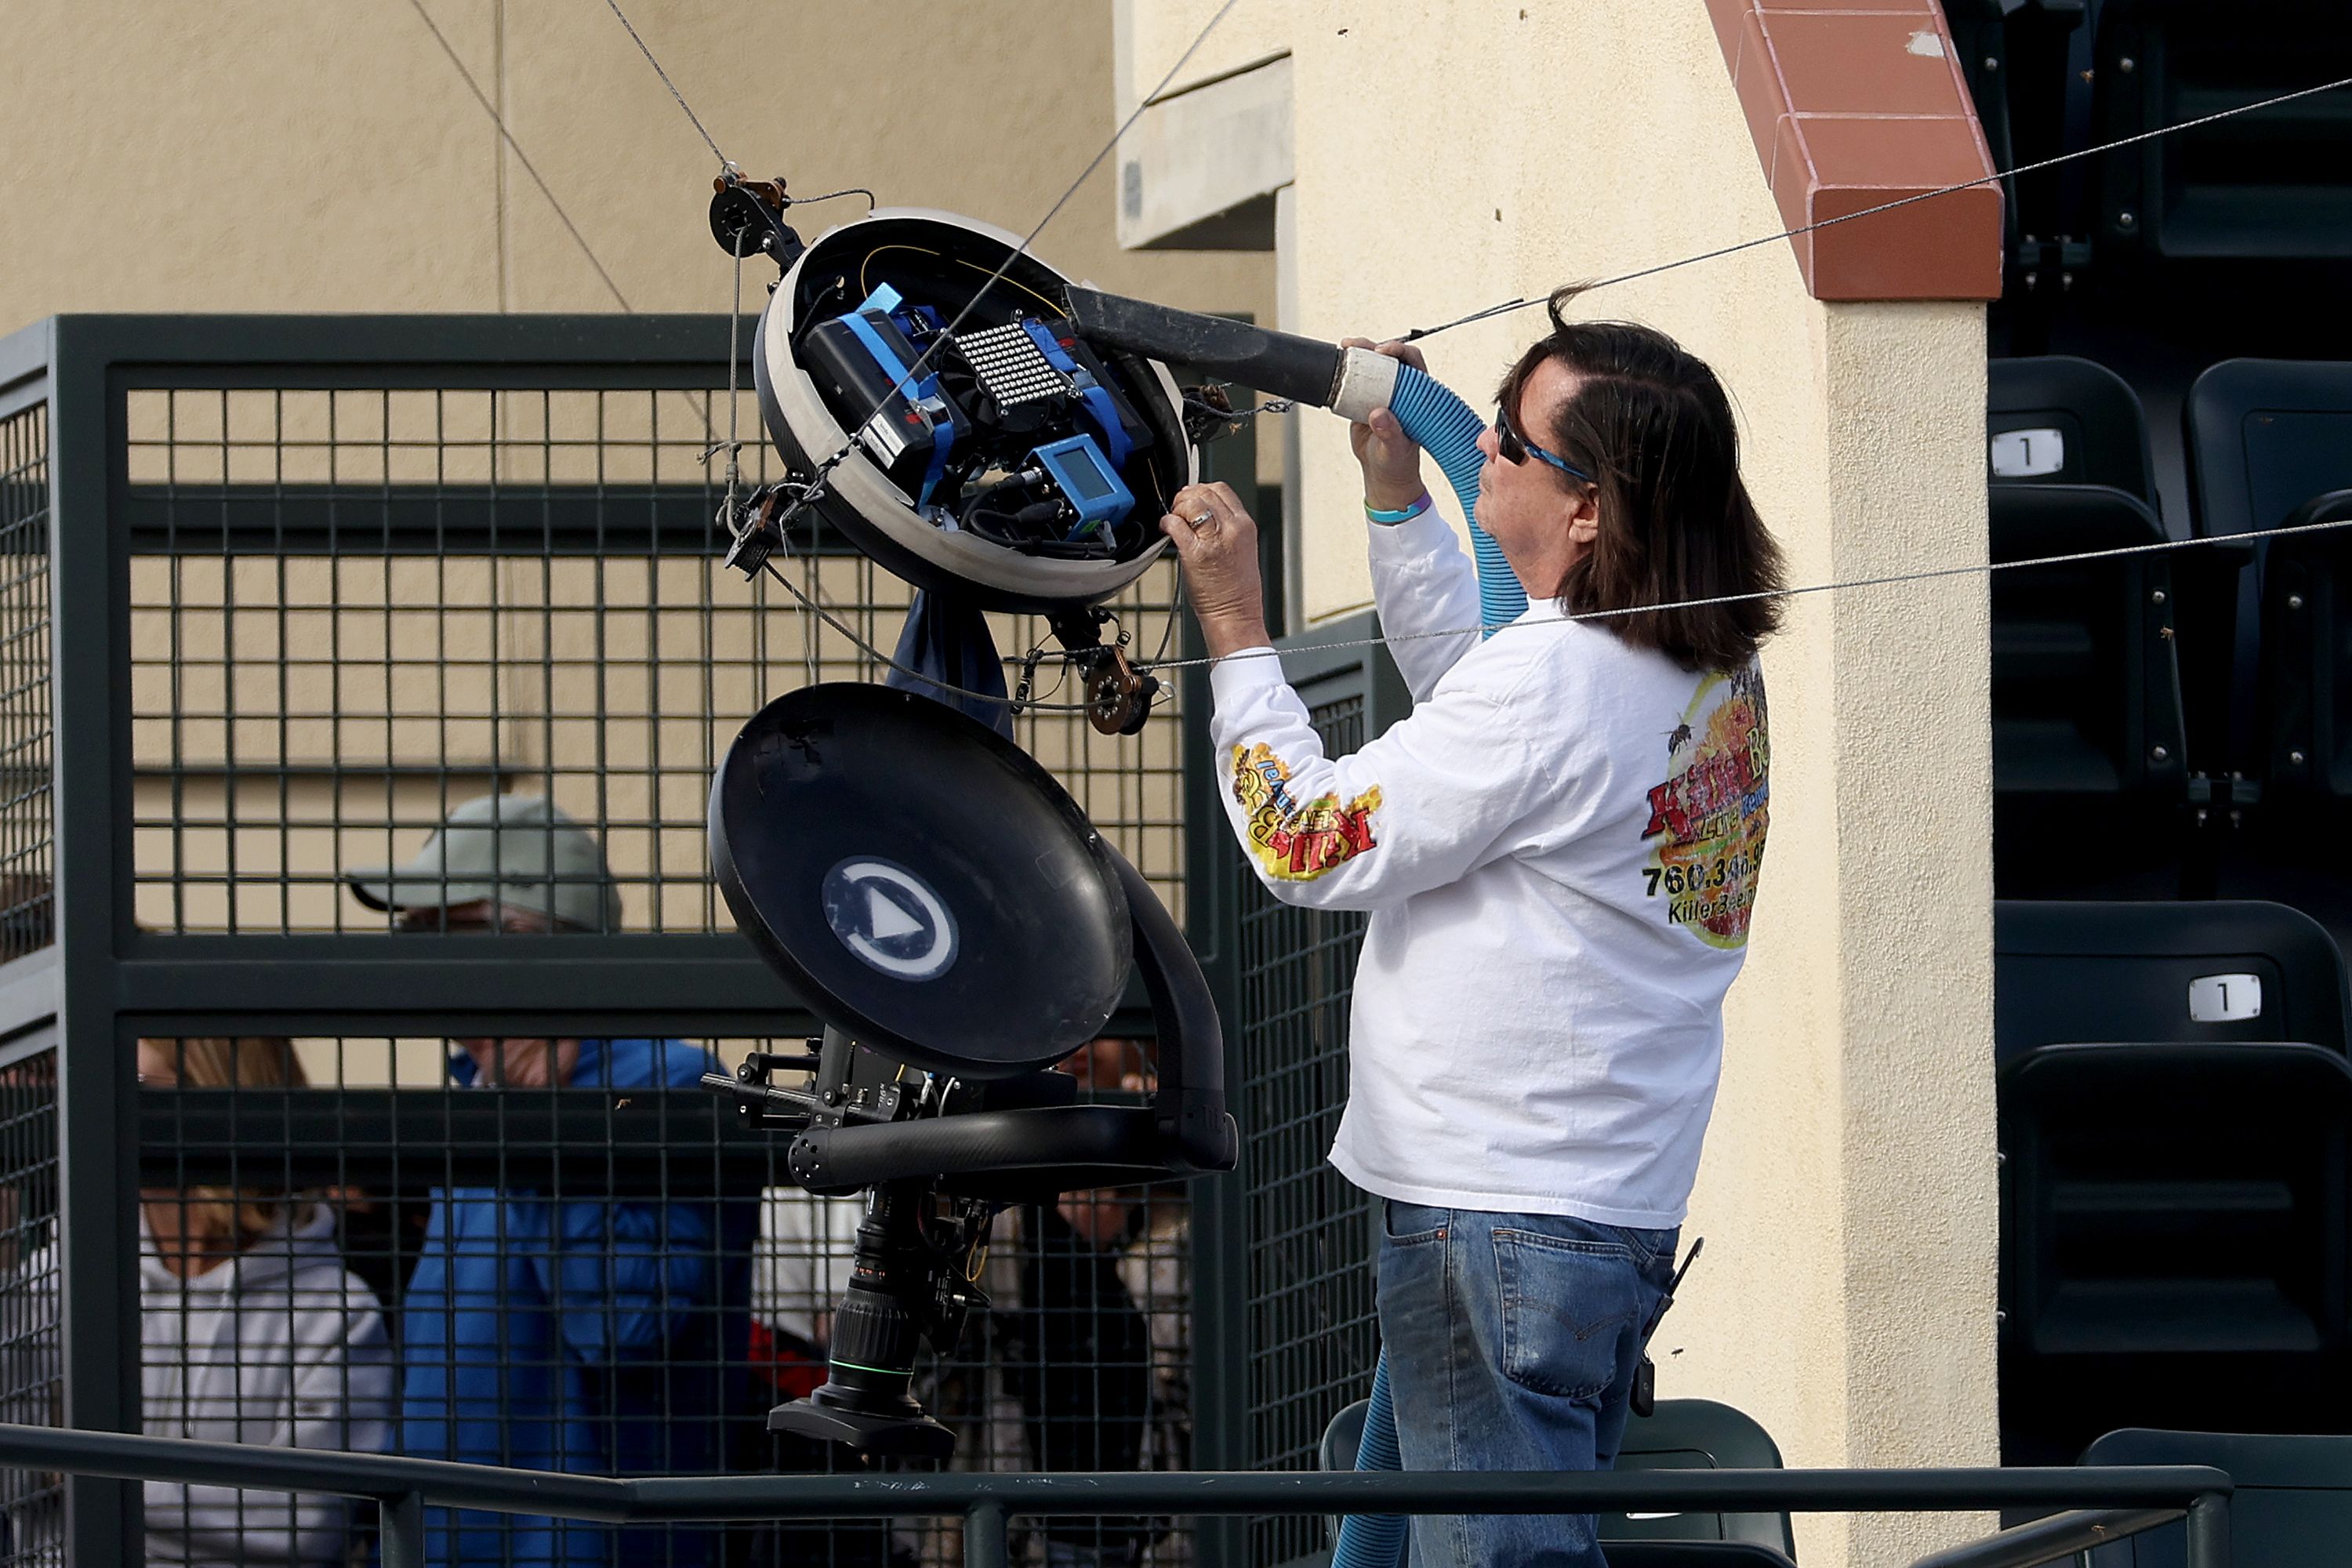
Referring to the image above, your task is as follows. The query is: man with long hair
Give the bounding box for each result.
[1158,292,1784,1568]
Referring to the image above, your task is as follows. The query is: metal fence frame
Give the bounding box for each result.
[1181,612,1413,1565]
[0,1423,2238,1568]
[0,312,1252,1565]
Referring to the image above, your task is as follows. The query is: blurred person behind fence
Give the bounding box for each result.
[347,793,753,1568]
[995,1040,1160,1568]
[0,1047,60,1562]
[0,1036,393,1567]
[138,1037,395,1566]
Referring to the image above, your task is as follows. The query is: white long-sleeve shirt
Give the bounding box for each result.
[136,1203,394,1566]
[0,1204,394,1568]
[1209,510,1769,1227]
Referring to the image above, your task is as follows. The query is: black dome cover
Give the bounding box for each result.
[710,682,1129,1076]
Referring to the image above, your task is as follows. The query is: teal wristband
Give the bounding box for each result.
[1365,492,1433,525]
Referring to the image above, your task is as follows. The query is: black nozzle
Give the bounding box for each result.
[1065,287,1344,409]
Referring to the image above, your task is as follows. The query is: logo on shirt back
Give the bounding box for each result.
[1231,743,1382,880]
[1639,663,1769,949]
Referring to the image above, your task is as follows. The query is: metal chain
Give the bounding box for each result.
[1186,391,1298,426]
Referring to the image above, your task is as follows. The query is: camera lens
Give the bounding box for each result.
[821,1277,924,1413]
[791,1182,936,1428]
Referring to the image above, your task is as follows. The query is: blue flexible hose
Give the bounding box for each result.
[1331,1349,1406,1568]
[1387,364,1526,636]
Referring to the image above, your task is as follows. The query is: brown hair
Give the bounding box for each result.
[147,1036,307,1252]
[1497,286,1785,670]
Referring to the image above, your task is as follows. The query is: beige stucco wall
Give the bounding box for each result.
[1,0,1272,325]
[1123,5,1997,1566]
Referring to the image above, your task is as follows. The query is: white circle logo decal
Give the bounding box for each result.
[821,857,958,982]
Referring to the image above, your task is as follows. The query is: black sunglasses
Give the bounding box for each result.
[1492,404,1593,484]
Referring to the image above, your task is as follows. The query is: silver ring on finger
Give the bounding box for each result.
[1188,510,1215,532]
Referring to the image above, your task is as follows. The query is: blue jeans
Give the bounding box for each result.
[1376,1201,1680,1568]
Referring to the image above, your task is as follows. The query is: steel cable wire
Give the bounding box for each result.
[1147,509,2352,673]
[407,0,636,311]
[599,11,2352,710]
[1399,70,2352,342]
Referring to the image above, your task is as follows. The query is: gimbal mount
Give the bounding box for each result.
[699,193,1247,1458]
[706,682,1236,1460]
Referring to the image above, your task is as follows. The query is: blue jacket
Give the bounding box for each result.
[398,1038,753,1568]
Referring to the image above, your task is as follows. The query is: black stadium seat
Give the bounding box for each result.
[1994,898,2350,1064]
[2258,488,2352,801]
[1995,900,2352,1461]
[1990,358,2158,503]
[1986,357,2190,895]
[1315,1396,1798,1568]
[2191,360,2352,790]
[1605,1545,1796,1568]
[2089,2,2352,269]
[2081,1430,2352,1568]
[2000,1040,2352,1462]
[1988,484,2188,895]
[1606,1399,1795,1561]
[2186,361,2352,920]
[2184,358,2352,765]
[2185,360,2352,551]
[1947,3,2094,307]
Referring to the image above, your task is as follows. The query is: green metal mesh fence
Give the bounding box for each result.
[0,404,50,962]
[1235,693,1377,1567]
[120,1033,1192,1568]
[122,384,1186,938]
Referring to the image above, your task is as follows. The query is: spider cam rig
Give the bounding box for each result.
[709,175,1245,739]
[700,181,1240,1461]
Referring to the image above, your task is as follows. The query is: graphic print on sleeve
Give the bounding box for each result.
[1231,742,1383,881]
[1639,664,1769,949]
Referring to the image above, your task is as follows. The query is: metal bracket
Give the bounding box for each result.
[1181,383,1247,446]
[721,482,804,579]
[710,173,806,270]
[1049,608,1160,736]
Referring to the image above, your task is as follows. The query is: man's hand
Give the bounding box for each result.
[1344,337,1431,513]
[1160,481,1272,659]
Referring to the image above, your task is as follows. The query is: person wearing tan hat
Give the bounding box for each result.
[347,793,750,1568]
[348,791,625,936]
[349,793,622,1090]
